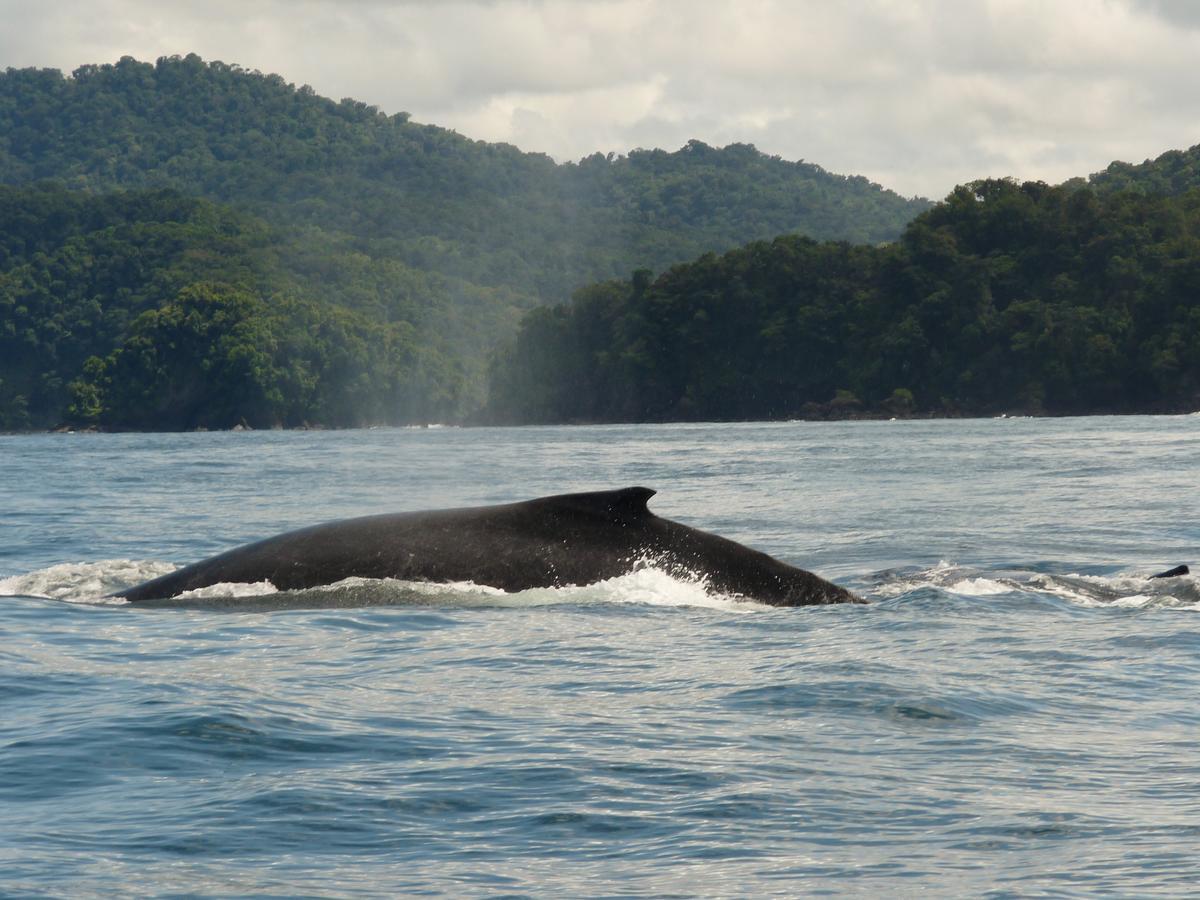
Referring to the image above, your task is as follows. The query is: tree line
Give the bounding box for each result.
[0,184,463,430]
[5,55,1200,428]
[0,54,931,424]
[486,179,1200,422]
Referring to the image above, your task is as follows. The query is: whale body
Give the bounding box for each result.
[1150,564,1189,579]
[114,487,859,607]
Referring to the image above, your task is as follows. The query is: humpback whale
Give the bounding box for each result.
[114,487,859,606]
[1150,565,1189,579]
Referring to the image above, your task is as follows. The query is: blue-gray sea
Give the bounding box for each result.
[2,417,1199,897]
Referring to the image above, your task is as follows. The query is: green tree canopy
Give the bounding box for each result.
[487,178,1200,423]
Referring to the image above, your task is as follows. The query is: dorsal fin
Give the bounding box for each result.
[532,486,656,520]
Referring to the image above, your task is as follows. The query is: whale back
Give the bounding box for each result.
[114,486,858,606]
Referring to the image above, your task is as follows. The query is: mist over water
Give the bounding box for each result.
[2,417,1199,895]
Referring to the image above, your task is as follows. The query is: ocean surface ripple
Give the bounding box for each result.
[2,417,1198,896]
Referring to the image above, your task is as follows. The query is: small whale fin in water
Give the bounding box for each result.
[1150,564,1189,579]
[532,486,657,521]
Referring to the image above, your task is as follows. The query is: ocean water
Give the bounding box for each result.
[2,417,1199,897]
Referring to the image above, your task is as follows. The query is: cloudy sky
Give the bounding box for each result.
[2,0,1198,199]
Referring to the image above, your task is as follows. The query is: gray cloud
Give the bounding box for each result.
[1,0,1198,198]
[1133,0,1200,28]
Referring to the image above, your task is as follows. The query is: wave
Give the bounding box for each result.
[0,559,176,604]
[0,559,765,613]
[872,561,1200,609]
[8,558,1193,613]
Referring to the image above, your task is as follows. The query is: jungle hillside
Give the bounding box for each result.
[0,54,928,430]
[486,178,1200,422]
[4,54,1200,428]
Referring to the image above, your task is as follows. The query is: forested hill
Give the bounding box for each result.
[0,184,472,430]
[0,55,929,304]
[0,53,933,430]
[486,178,1200,423]
[1088,144,1200,196]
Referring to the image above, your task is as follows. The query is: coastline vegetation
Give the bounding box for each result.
[0,55,926,430]
[2,55,1199,428]
[0,185,467,430]
[487,179,1200,422]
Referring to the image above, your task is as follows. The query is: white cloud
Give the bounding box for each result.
[2,0,1199,198]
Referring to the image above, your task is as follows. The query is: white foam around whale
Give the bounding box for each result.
[873,561,1199,609]
[1,558,765,613]
[174,580,279,599]
[0,559,178,605]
